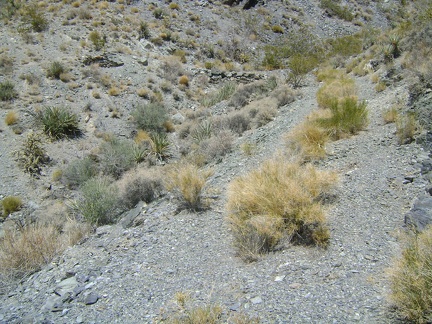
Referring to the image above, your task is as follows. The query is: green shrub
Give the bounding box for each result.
[165,163,213,211]
[191,120,213,143]
[63,157,98,189]
[320,0,353,21]
[317,97,368,140]
[99,138,137,179]
[132,103,168,134]
[38,106,80,139]
[2,196,22,217]
[287,54,319,88]
[46,61,65,79]
[226,159,337,261]
[271,25,284,34]
[14,132,49,175]
[0,80,17,101]
[149,132,170,161]
[121,175,163,209]
[153,8,165,19]
[78,176,120,225]
[326,34,363,58]
[390,226,432,322]
[89,30,106,51]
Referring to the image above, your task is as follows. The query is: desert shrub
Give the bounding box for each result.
[20,4,49,32]
[153,8,165,19]
[5,111,18,125]
[274,85,298,107]
[132,103,168,134]
[99,138,137,178]
[195,130,234,163]
[38,106,80,139]
[396,113,418,144]
[383,106,399,124]
[317,97,368,140]
[390,226,432,323]
[229,79,277,108]
[164,163,213,211]
[285,121,329,161]
[223,112,251,135]
[78,176,120,225]
[0,80,17,101]
[89,30,106,51]
[320,0,353,21]
[201,82,237,107]
[191,120,213,143]
[120,173,163,209]
[14,132,49,175]
[254,106,277,127]
[2,196,22,217]
[226,159,337,261]
[62,156,98,189]
[326,34,363,58]
[0,225,61,277]
[46,61,65,79]
[271,25,284,34]
[138,21,151,39]
[287,54,318,88]
[179,75,189,86]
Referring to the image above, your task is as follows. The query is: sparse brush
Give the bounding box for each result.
[2,196,22,217]
[62,156,98,189]
[46,61,65,79]
[0,80,18,101]
[14,132,49,175]
[226,159,337,261]
[138,21,151,39]
[20,4,49,32]
[383,106,399,124]
[89,30,106,51]
[316,76,357,109]
[317,97,368,140]
[396,113,418,144]
[78,176,120,225]
[201,82,237,107]
[149,132,170,161]
[132,103,168,134]
[287,54,318,88]
[320,0,353,21]
[164,163,213,211]
[191,120,213,143]
[120,173,163,209]
[389,226,432,323]
[38,106,80,139]
[285,121,328,161]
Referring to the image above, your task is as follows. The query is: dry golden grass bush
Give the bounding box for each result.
[5,111,18,125]
[164,162,213,211]
[389,226,432,323]
[285,120,329,161]
[0,204,89,278]
[226,159,338,261]
[396,113,419,144]
[316,76,357,109]
[383,106,399,124]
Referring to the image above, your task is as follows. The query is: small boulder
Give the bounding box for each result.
[405,196,432,231]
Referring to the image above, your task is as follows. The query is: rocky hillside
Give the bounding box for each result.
[0,0,431,323]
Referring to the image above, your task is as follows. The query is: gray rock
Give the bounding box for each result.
[404,196,432,231]
[250,296,262,304]
[55,277,78,297]
[172,113,185,125]
[84,292,99,305]
[42,295,64,312]
[120,201,145,228]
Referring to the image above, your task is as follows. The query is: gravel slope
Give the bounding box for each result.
[0,71,428,323]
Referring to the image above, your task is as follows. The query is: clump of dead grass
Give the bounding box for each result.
[226,158,338,261]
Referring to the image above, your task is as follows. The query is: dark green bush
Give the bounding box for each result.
[138,21,151,39]
[0,80,17,101]
[38,107,80,139]
[21,4,48,32]
[63,157,98,189]
[89,31,106,51]
[132,103,168,134]
[287,54,319,88]
[46,61,65,79]
[2,196,22,217]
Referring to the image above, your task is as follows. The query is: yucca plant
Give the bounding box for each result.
[38,106,80,139]
[14,132,49,175]
[191,120,212,143]
[150,132,170,160]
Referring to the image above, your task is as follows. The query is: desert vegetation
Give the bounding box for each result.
[0,0,430,321]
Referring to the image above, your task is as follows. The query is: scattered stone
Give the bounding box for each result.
[120,201,145,228]
[289,283,302,289]
[274,275,285,282]
[55,277,78,297]
[250,296,262,305]
[42,295,64,312]
[84,292,99,305]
